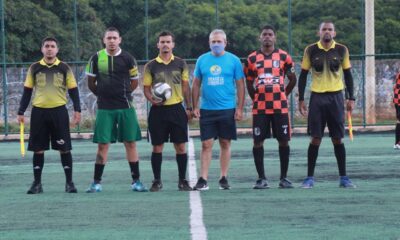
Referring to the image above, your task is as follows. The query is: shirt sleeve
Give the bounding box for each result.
[244,57,257,82]
[182,60,189,82]
[284,54,295,75]
[66,64,78,89]
[301,47,311,71]
[234,56,245,81]
[193,56,202,80]
[342,46,352,70]
[128,55,139,80]
[24,65,34,88]
[142,62,152,86]
[85,54,97,77]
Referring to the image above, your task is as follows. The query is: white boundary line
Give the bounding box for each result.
[188,137,207,240]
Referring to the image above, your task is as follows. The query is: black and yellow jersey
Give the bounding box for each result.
[301,40,351,93]
[143,54,189,105]
[86,49,139,109]
[24,58,77,108]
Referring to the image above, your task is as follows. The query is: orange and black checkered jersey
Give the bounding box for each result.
[244,49,294,114]
[393,73,400,106]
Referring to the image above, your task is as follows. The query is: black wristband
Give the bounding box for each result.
[186,107,193,111]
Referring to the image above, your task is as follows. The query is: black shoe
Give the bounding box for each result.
[65,182,78,193]
[253,178,269,189]
[178,179,192,191]
[27,181,43,194]
[219,176,231,190]
[150,179,163,192]
[279,178,294,189]
[194,177,209,191]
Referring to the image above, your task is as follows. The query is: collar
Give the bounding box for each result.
[156,54,174,65]
[39,58,61,67]
[317,40,336,51]
[105,48,122,56]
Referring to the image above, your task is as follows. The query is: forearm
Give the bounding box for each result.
[285,73,297,96]
[343,69,355,100]
[192,78,201,109]
[18,87,33,115]
[88,76,97,95]
[68,87,81,112]
[298,69,309,101]
[182,82,192,108]
[236,79,245,110]
[245,80,255,100]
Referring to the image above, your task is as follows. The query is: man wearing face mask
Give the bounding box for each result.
[192,29,245,190]
[298,21,356,188]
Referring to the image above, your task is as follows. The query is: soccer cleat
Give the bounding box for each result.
[218,176,231,190]
[65,182,78,193]
[27,181,43,194]
[178,179,192,191]
[393,144,400,149]
[194,177,209,191]
[131,180,148,192]
[301,177,314,189]
[339,176,356,188]
[253,178,269,189]
[149,179,163,192]
[279,178,294,189]
[86,182,102,193]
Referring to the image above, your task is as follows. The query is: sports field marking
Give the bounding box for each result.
[188,137,208,240]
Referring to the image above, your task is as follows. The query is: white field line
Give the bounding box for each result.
[188,137,207,240]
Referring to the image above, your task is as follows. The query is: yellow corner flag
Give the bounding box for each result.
[347,112,353,141]
[20,122,25,157]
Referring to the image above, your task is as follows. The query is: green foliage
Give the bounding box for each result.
[2,0,400,62]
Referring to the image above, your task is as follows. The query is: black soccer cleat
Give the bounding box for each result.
[65,182,78,193]
[178,179,193,191]
[218,176,231,190]
[150,179,163,192]
[27,181,43,194]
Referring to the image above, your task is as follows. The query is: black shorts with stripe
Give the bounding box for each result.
[252,113,290,142]
[307,91,344,138]
[148,103,188,145]
[28,106,72,152]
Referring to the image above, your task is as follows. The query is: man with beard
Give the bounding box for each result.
[244,25,297,189]
[298,21,356,188]
[143,31,193,192]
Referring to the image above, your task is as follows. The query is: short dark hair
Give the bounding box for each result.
[41,37,58,47]
[319,21,335,30]
[104,27,120,36]
[261,25,276,34]
[158,31,175,42]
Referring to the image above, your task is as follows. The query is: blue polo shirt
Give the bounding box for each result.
[194,51,244,110]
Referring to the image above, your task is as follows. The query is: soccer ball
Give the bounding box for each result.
[152,82,172,103]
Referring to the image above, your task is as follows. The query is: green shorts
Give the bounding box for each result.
[93,108,142,143]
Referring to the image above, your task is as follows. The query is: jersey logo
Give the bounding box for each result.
[210,65,222,76]
[273,60,280,68]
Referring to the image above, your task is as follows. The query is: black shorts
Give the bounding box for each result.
[199,109,237,141]
[28,106,72,152]
[307,91,344,138]
[148,103,188,145]
[252,113,290,142]
[396,105,400,121]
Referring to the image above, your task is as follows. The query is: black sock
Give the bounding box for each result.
[307,144,319,177]
[60,152,73,183]
[94,163,105,183]
[129,161,140,181]
[334,143,346,176]
[279,146,290,179]
[151,152,162,180]
[176,153,188,180]
[396,123,400,144]
[32,153,44,183]
[253,147,266,179]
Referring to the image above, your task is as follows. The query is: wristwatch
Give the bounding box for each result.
[186,107,193,111]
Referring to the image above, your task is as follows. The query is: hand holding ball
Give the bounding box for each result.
[152,82,172,103]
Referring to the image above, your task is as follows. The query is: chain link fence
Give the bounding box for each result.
[1,0,400,134]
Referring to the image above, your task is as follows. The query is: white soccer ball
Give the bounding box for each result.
[152,82,172,103]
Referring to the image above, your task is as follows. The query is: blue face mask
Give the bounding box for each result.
[210,43,225,55]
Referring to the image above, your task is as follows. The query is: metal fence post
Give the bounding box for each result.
[1,0,8,135]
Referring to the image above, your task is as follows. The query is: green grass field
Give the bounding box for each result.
[1,133,399,240]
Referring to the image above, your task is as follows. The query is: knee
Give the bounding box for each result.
[310,137,321,146]
[331,138,342,145]
[253,141,263,148]
[278,141,289,147]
